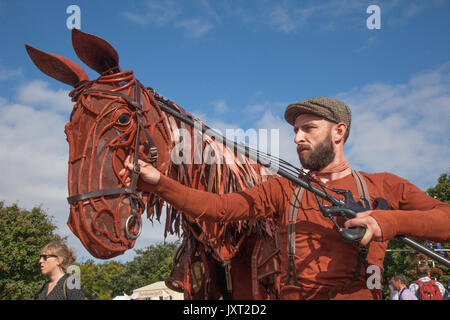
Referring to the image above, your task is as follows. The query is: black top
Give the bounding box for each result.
[37,273,85,300]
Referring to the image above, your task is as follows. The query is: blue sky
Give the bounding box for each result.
[0,0,449,263]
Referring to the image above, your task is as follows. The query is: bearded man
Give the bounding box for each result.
[120,97,449,300]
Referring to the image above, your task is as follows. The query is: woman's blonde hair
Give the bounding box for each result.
[41,240,76,273]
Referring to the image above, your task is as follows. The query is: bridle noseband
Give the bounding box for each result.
[66,79,158,240]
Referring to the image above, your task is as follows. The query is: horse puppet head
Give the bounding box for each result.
[26,29,173,259]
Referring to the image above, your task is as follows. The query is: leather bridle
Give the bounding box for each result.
[66,79,158,240]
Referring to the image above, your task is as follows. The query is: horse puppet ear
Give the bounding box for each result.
[25,44,90,87]
[72,29,120,74]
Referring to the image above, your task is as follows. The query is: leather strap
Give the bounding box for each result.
[285,186,304,286]
[351,170,372,209]
[67,187,133,204]
[350,170,372,282]
[286,170,372,286]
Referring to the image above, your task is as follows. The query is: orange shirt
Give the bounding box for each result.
[149,171,450,299]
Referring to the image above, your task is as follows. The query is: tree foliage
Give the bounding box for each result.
[0,201,63,299]
[0,197,180,300]
[426,172,450,203]
[79,260,127,300]
[78,241,180,299]
[116,241,180,296]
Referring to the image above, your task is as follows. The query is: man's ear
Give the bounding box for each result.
[333,122,347,144]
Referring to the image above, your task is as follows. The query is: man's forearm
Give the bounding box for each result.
[371,207,450,242]
[146,174,271,223]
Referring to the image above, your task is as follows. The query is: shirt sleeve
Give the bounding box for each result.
[149,174,288,223]
[64,274,86,300]
[36,281,49,300]
[370,173,450,242]
[438,282,446,297]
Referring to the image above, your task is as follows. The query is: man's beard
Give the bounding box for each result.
[298,132,335,171]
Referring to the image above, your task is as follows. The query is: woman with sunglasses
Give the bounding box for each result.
[37,241,85,300]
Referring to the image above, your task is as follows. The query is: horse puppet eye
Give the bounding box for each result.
[117,113,131,125]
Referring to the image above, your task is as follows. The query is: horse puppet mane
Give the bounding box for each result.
[145,88,278,260]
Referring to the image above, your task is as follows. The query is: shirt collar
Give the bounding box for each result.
[418,276,431,281]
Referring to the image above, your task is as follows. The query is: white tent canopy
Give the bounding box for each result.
[112,293,140,300]
[132,281,183,300]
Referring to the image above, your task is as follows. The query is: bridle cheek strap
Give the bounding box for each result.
[67,187,134,204]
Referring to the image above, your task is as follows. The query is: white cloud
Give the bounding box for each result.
[0,84,98,261]
[123,0,214,37]
[196,0,221,23]
[338,62,450,189]
[356,35,377,53]
[0,65,22,81]
[226,0,437,34]
[18,80,72,113]
[175,18,213,38]
[193,99,300,171]
[383,1,425,26]
[122,0,182,27]
[269,4,317,33]
[245,103,267,114]
[253,109,298,167]
[211,99,228,114]
[266,0,365,33]
[234,63,450,190]
[121,0,432,36]
[121,0,448,37]
[0,97,69,236]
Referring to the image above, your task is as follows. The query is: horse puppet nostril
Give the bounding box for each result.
[67,198,137,259]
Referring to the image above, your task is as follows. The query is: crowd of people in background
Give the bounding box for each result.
[390,263,449,300]
[36,241,448,300]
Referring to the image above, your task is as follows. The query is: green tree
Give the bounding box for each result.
[79,259,127,300]
[0,201,63,299]
[116,241,180,295]
[426,172,450,203]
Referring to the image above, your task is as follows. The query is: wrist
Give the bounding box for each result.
[154,171,161,184]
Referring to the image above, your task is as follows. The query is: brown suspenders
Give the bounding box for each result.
[351,170,372,209]
[286,187,305,286]
[285,170,371,286]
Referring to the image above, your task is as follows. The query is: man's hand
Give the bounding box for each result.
[344,210,383,246]
[119,155,161,186]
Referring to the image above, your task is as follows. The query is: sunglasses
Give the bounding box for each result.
[39,254,58,261]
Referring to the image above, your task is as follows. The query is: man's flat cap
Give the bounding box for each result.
[284,96,352,141]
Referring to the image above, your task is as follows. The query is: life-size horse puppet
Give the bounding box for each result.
[25,29,282,299]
